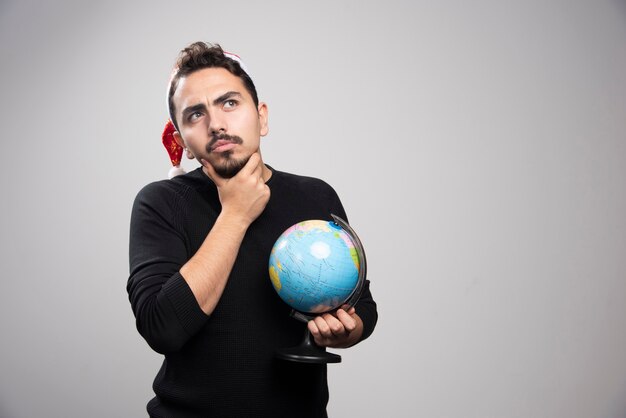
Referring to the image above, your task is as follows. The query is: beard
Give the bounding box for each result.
[205,133,248,178]
[211,153,250,178]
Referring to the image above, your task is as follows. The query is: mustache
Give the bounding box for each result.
[206,133,243,153]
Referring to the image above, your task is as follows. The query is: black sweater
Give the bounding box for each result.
[128,167,377,418]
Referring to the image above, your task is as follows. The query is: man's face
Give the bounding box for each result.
[172,67,268,178]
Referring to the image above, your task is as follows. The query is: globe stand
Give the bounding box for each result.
[274,214,367,365]
[275,327,342,364]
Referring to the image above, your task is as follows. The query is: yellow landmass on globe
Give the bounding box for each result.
[269,266,282,291]
[297,220,331,232]
[350,248,360,270]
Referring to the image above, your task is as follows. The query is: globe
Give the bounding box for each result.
[269,218,363,315]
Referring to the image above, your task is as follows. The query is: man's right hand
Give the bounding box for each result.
[180,153,270,315]
[201,153,270,226]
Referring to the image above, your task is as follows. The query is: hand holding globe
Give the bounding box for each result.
[269,214,367,363]
[307,303,361,349]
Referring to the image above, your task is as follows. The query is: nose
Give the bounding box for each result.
[207,108,227,134]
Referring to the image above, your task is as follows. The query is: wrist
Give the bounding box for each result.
[217,209,252,231]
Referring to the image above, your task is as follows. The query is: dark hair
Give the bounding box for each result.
[167,42,259,131]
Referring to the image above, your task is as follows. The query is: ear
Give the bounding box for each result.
[174,130,196,160]
[173,130,184,148]
[258,102,269,137]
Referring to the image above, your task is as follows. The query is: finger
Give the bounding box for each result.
[320,313,346,337]
[308,320,320,337]
[308,321,326,346]
[340,304,356,315]
[200,158,224,186]
[336,309,357,332]
[239,152,262,177]
[312,316,333,338]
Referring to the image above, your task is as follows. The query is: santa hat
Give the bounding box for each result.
[162,50,250,179]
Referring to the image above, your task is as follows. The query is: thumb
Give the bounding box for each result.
[340,304,356,315]
[200,158,223,186]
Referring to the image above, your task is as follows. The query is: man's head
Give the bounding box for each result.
[168,42,259,131]
[168,42,268,179]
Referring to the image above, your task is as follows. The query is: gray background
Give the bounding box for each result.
[1,0,625,417]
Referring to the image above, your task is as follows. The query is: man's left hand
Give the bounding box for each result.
[308,305,364,348]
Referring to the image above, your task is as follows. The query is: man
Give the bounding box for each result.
[127,42,377,418]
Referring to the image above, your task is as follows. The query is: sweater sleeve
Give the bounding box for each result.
[325,183,378,344]
[127,182,209,354]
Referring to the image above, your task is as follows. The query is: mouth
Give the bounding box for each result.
[207,134,243,154]
[210,139,237,153]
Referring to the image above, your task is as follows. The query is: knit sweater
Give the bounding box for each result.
[127,166,378,418]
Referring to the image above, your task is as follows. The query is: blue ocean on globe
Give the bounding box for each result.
[269,219,360,314]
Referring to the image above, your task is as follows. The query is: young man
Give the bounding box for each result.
[127,42,377,418]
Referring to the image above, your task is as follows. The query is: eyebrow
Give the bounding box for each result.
[181,103,206,120]
[213,91,242,105]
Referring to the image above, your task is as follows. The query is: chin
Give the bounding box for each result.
[213,154,250,178]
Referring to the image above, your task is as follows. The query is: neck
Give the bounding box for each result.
[261,163,273,183]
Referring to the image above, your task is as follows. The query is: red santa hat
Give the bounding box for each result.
[162,50,249,179]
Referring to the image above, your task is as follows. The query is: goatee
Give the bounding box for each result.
[205,133,247,178]
[212,155,250,178]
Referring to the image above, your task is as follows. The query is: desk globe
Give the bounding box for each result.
[268,214,367,363]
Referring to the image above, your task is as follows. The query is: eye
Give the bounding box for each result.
[223,99,238,110]
[188,111,203,122]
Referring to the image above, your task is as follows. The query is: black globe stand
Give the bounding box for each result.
[275,327,342,364]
